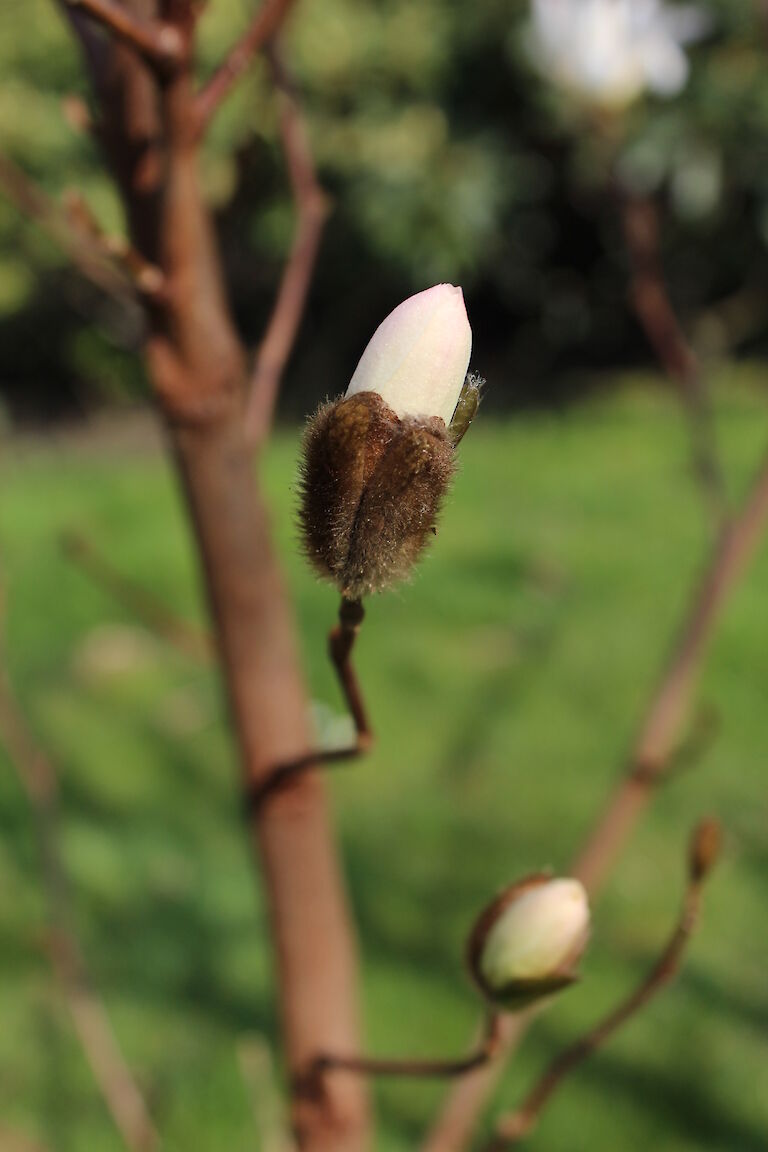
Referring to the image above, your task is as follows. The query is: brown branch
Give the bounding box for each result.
[49,935,158,1152]
[311,1014,502,1084]
[238,1036,296,1152]
[61,528,212,662]
[573,452,768,888]
[422,449,768,1152]
[246,597,373,810]
[62,94,94,135]
[486,821,720,1150]
[62,0,186,72]
[620,192,725,525]
[194,0,298,137]
[63,191,166,299]
[0,1131,52,1152]
[245,46,330,446]
[0,153,138,310]
[0,610,157,1152]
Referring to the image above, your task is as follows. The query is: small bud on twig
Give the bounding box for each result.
[61,95,93,135]
[299,285,478,598]
[689,817,721,883]
[467,875,590,1011]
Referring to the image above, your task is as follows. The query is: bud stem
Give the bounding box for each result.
[246,597,372,809]
[330,598,372,748]
[310,1012,502,1082]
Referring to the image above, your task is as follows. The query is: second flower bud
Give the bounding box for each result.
[468,875,590,1010]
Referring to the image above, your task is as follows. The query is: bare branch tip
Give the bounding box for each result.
[689,817,722,883]
[61,94,93,135]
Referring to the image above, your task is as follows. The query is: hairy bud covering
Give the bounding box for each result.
[299,391,455,599]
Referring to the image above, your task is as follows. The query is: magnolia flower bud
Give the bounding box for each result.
[468,875,590,1010]
[299,286,480,599]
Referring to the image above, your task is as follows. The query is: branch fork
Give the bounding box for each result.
[63,0,189,74]
[305,1012,503,1091]
[62,191,166,300]
[486,820,721,1150]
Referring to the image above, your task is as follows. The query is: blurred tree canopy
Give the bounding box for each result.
[2,0,768,422]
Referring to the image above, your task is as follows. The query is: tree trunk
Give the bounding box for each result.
[170,408,370,1150]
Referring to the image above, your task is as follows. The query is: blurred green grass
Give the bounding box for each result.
[1,371,768,1151]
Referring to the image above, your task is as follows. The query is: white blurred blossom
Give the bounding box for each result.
[526,0,710,110]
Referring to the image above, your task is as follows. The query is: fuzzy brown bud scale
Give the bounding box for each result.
[299,391,456,599]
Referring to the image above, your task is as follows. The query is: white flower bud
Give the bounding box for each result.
[468,875,590,1009]
[345,284,472,426]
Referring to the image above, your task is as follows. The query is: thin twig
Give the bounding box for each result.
[62,94,94,135]
[246,597,373,810]
[49,935,158,1152]
[237,1036,296,1152]
[245,45,330,446]
[0,1130,52,1152]
[312,1014,502,1083]
[62,0,186,72]
[422,449,768,1152]
[61,529,213,663]
[485,821,720,1150]
[59,533,371,803]
[63,191,166,300]
[0,154,137,309]
[194,0,298,137]
[573,453,768,889]
[0,606,157,1152]
[620,191,725,526]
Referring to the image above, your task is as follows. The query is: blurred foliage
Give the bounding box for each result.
[2,0,768,420]
[2,375,768,1148]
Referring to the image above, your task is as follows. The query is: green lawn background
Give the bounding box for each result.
[1,370,767,1151]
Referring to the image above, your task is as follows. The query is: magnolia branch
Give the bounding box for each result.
[485,821,720,1150]
[61,528,212,662]
[63,191,165,300]
[194,0,298,136]
[0,1131,52,1152]
[422,449,768,1152]
[573,449,768,889]
[0,615,157,1152]
[0,154,138,310]
[238,1036,296,1152]
[620,192,725,524]
[245,46,330,445]
[62,0,186,71]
